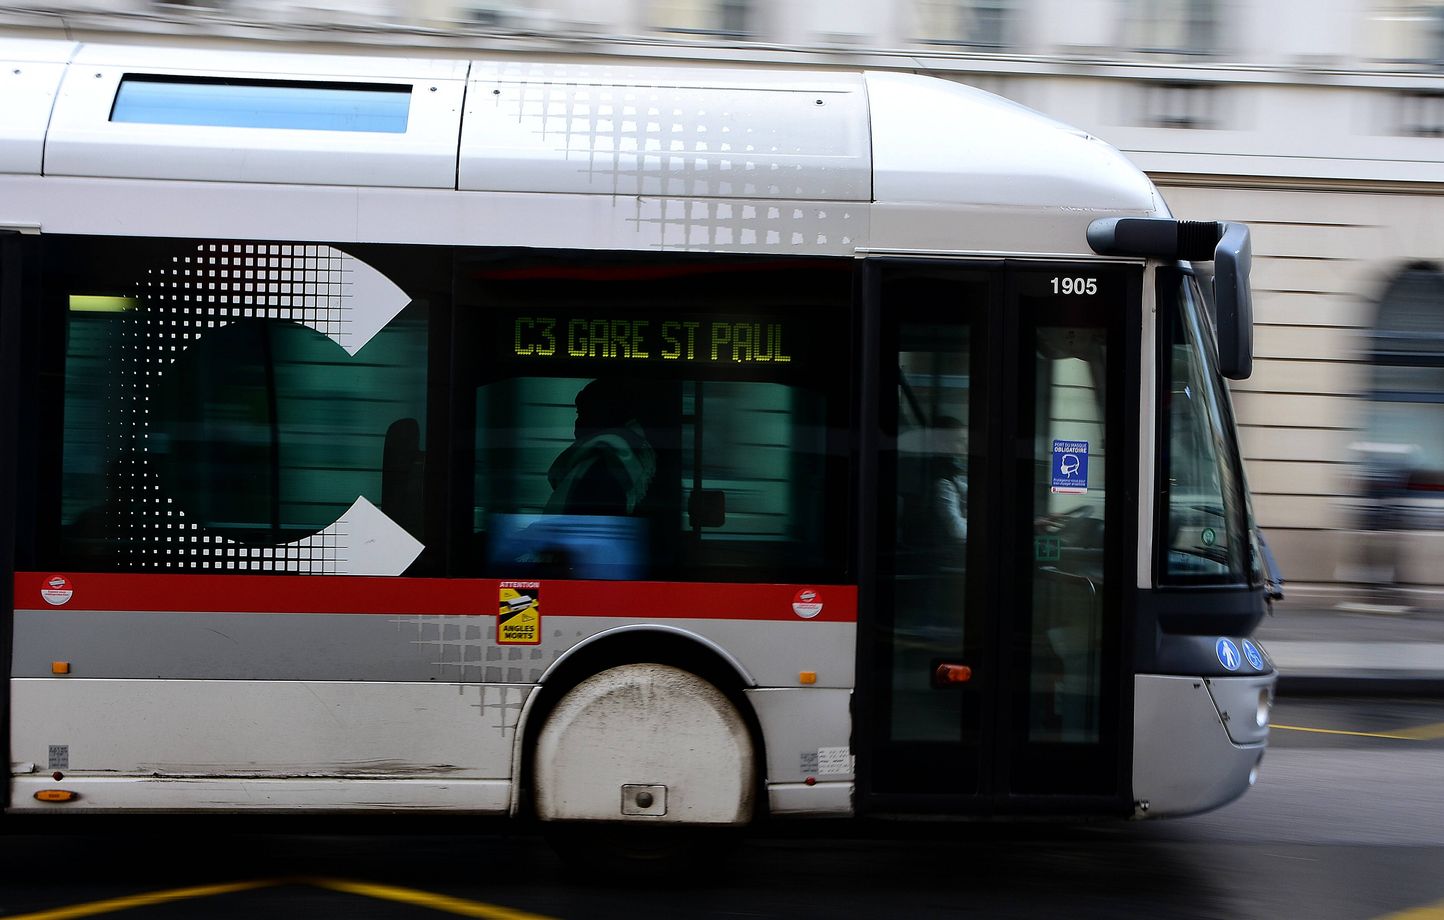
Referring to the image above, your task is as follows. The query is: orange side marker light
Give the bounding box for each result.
[51,661,71,675]
[34,790,79,803]
[935,663,972,685]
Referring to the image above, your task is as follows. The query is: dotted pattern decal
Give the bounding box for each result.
[501,80,859,199]
[394,615,551,687]
[114,242,373,573]
[142,242,352,340]
[470,64,868,252]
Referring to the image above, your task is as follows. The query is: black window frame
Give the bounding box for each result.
[110,74,413,134]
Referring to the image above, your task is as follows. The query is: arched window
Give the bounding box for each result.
[1360,262,1444,526]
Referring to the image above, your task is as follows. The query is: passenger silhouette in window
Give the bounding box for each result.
[929,415,969,545]
[545,378,656,517]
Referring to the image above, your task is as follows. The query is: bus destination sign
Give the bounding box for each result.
[509,314,795,366]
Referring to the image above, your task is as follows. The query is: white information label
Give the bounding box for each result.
[816,746,853,776]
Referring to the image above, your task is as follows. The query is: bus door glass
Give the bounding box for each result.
[866,262,1133,808]
[1008,268,1128,796]
[871,265,991,796]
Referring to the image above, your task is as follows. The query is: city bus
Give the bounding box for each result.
[1,37,1278,839]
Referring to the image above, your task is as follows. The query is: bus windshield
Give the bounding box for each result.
[1161,271,1253,584]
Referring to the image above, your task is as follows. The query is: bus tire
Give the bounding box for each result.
[532,663,756,828]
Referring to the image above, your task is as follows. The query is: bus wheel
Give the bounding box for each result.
[531,663,756,863]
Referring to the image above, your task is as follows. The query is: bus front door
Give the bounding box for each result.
[862,261,1135,813]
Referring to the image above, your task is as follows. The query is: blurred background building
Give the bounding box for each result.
[3,0,1443,594]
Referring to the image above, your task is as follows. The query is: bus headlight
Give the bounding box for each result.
[1257,687,1272,728]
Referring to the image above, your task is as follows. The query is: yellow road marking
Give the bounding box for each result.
[1,879,283,920]
[1,877,559,920]
[303,878,558,920]
[1272,723,1417,740]
[1273,721,1444,741]
[1394,722,1444,741]
[1374,896,1444,919]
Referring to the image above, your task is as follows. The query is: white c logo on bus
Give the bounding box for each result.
[144,245,423,576]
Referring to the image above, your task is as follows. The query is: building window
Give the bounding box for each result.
[1367,2,1444,69]
[151,0,228,10]
[1359,263,1444,529]
[1397,90,1444,136]
[911,0,1012,48]
[649,0,751,38]
[1139,81,1219,129]
[1124,0,1218,55]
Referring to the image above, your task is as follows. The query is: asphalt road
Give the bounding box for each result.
[2,696,1442,920]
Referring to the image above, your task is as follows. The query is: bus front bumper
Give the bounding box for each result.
[1131,672,1275,819]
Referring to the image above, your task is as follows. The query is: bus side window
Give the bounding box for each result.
[474,376,676,580]
[56,241,432,573]
[467,256,850,585]
[678,380,832,572]
[473,374,841,583]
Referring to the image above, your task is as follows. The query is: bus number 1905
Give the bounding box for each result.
[1051,277,1098,295]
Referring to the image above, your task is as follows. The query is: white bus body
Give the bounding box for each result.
[0,38,1273,827]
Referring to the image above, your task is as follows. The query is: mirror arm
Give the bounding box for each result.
[1087,217,1254,381]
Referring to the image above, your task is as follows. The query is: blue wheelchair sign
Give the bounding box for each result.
[1242,639,1264,671]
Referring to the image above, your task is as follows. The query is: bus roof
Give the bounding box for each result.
[0,37,1166,254]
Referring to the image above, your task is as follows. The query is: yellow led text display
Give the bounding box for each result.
[512,316,792,365]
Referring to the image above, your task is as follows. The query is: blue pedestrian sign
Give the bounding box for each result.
[1050,440,1089,494]
[1242,639,1264,671]
[1215,638,1241,672]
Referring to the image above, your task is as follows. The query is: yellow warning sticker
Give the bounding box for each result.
[498,581,541,645]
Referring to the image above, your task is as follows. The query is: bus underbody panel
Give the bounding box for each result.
[8,678,528,783]
[9,776,514,813]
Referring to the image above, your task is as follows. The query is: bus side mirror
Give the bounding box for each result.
[1213,222,1253,381]
[1086,217,1254,380]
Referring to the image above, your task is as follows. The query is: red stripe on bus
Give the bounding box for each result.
[13,573,857,622]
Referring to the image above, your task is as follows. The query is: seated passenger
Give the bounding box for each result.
[545,378,656,516]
